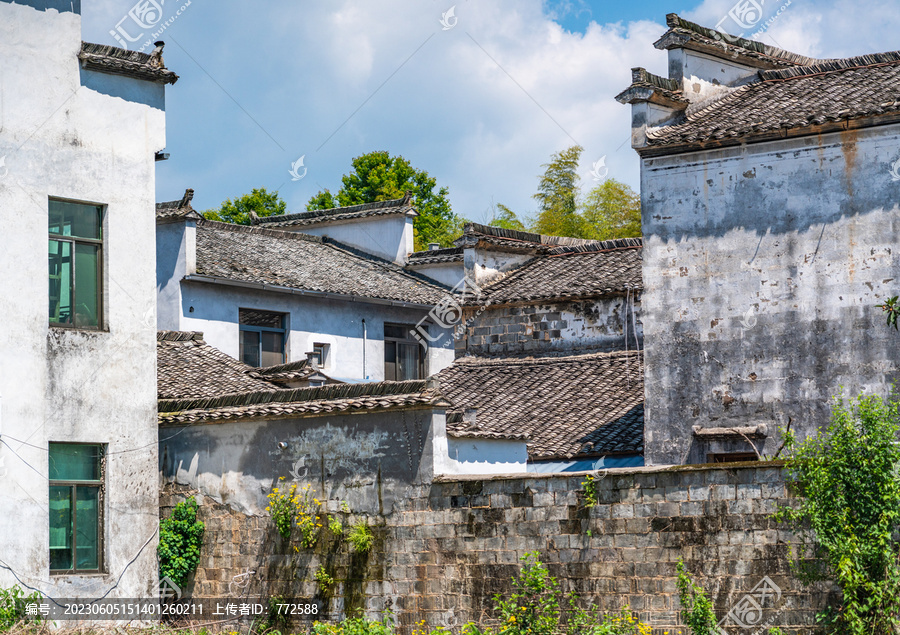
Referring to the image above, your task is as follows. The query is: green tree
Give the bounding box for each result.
[533,145,585,238]
[581,179,641,240]
[204,187,286,225]
[488,203,527,231]
[158,497,205,588]
[306,151,461,250]
[776,392,900,634]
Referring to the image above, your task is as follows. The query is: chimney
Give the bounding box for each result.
[305,351,319,371]
[428,243,440,251]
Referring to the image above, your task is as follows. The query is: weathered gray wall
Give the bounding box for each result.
[457,298,642,358]
[163,463,832,634]
[0,2,162,599]
[641,125,900,464]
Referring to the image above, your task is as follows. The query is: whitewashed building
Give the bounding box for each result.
[0,0,176,601]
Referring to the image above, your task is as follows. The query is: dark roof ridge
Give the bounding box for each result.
[157,330,204,342]
[454,350,643,368]
[408,246,465,258]
[462,222,601,247]
[254,194,414,226]
[660,13,823,67]
[158,379,436,414]
[79,41,179,84]
[547,237,643,255]
[759,51,900,81]
[251,359,309,375]
[197,218,324,243]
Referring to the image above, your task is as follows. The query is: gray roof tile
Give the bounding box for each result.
[254,193,415,229]
[194,220,448,305]
[436,351,644,460]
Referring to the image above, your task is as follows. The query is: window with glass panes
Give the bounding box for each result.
[239,309,286,367]
[384,324,425,381]
[49,443,104,574]
[49,200,103,329]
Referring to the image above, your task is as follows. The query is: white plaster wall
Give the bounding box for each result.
[175,282,454,381]
[0,1,163,599]
[443,438,528,475]
[641,124,900,464]
[674,49,758,104]
[407,262,465,288]
[285,215,414,264]
[466,249,533,287]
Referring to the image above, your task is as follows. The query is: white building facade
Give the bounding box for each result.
[0,0,175,600]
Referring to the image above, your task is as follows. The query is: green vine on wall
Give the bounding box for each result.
[158,497,205,588]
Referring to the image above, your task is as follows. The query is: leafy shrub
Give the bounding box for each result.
[0,585,43,630]
[581,474,600,508]
[776,392,900,634]
[348,521,374,554]
[315,565,335,591]
[675,561,717,635]
[329,515,344,536]
[312,612,395,635]
[266,479,323,548]
[158,496,205,588]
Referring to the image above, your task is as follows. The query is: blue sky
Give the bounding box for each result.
[81,0,900,226]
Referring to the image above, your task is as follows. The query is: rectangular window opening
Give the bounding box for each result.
[49,199,103,329]
[239,309,286,367]
[384,324,424,381]
[49,443,104,575]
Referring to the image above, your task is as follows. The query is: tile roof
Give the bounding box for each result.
[615,67,688,107]
[79,42,179,84]
[654,14,827,69]
[157,331,279,400]
[406,247,465,265]
[156,189,202,222]
[158,380,448,426]
[192,219,449,306]
[476,239,643,304]
[435,351,644,460]
[455,223,602,252]
[253,193,416,229]
[644,52,900,150]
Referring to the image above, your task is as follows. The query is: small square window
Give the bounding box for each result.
[312,343,329,368]
[49,443,104,574]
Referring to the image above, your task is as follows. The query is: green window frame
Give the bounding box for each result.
[49,199,103,329]
[49,443,104,575]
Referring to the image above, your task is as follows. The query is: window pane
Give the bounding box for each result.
[75,487,99,570]
[260,331,284,367]
[49,200,101,240]
[49,240,73,324]
[384,324,407,339]
[398,343,421,380]
[49,444,101,481]
[384,342,397,381]
[49,486,73,571]
[239,309,284,328]
[74,243,99,328]
[240,330,261,367]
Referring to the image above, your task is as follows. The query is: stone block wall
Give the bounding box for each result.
[456,298,642,358]
[162,462,833,634]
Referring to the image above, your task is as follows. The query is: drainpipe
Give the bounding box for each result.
[362,319,367,381]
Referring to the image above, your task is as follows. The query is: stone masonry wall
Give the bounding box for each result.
[456,298,643,358]
[161,462,833,634]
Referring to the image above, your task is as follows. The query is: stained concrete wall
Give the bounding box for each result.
[457,298,642,358]
[640,125,900,464]
[0,0,164,600]
[161,462,831,633]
